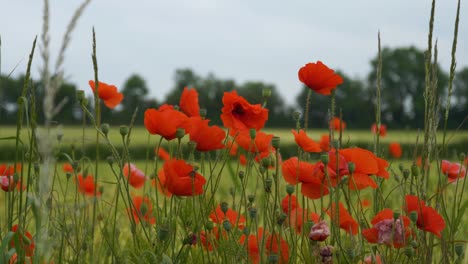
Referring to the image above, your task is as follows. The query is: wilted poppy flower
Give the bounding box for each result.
[309,220,330,241]
[156,147,170,161]
[89,80,124,109]
[389,142,402,159]
[327,202,358,235]
[184,117,226,151]
[76,174,101,196]
[11,224,35,257]
[144,104,188,140]
[330,117,346,131]
[179,87,200,117]
[371,123,387,137]
[441,160,466,183]
[209,204,246,229]
[319,134,330,152]
[404,195,445,237]
[123,163,147,189]
[130,196,156,225]
[361,208,411,248]
[291,129,321,153]
[163,159,206,196]
[221,91,268,132]
[298,61,343,95]
[281,194,298,214]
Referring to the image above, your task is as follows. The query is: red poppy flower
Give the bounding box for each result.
[327,202,358,235]
[404,195,445,237]
[319,134,330,152]
[338,148,380,190]
[371,123,387,137]
[76,174,101,196]
[288,208,320,234]
[179,87,200,117]
[330,117,346,131]
[281,157,316,184]
[151,168,172,197]
[88,80,124,109]
[130,196,156,225]
[265,233,289,263]
[200,227,221,252]
[239,228,289,264]
[209,204,246,229]
[281,194,298,214]
[163,159,206,196]
[144,104,188,140]
[298,61,343,95]
[226,140,239,156]
[221,91,268,132]
[156,147,170,161]
[184,117,226,151]
[11,224,35,257]
[291,129,321,153]
[374,156,390,179]
[63,163,74,173]
[234,130,273,154]
[441,160,466,183]
[239,228,264,264]
[123,163,147,189]
[389,142,402,159]
[361,208,411,248]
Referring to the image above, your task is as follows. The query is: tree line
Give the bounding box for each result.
[0,46,466,129]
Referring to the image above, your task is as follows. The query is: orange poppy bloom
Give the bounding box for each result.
[163,159,206,196]
[209,204,246,229]
[389,142,402,159]
[281,194,298,214]
[404,195,445,237]
[123,163,147,189]
[155,147,170,161]
[291,129,321,153]
[361,208,411,248]
[327,202,358,235]
[184,117,226,151]
[221,91,268,132]
[441,160,466,183]
[88,80,124,109]
[330,117,346,131]
[130,196,156,225]
[144,104,188,140]
[298,61,343,95]
[319,134,330,152]
[234,130,273,154]
[11,224,35,257]
[179,87,200,117]
[76,174,101,196]
[371,123,387,137]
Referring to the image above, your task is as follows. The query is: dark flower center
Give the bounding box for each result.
[232,103,245,116]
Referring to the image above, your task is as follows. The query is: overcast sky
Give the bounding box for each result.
[1,0,466,105]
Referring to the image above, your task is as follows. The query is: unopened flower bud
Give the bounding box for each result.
[239,171,245,180]
[157,225,170,241]
[268,255,279,263]
[404,247,414,257]
[262,88,272,98]
[119,125,128,136]
[107,156,114,166]
[393,212,400,220]
[321,154,329,165]
[409,211,418,223]
[222,220,232,232]
[247,194,255,203]
[277,212,287,225]
[176,128,185,139]
[248,207,257,219]
[411,240,418,248]
[205,220,214,231]
[455,243,464,257]
[98,186,104,195]
[259,166,266,175]
[140,203,148,216]
[403,169,410,179]
[249,129,256,139]
[272,136,280,149]
[101,123,110,136]
[399,163,405,173]
[76,90,85,102]
[243,227,250,236]
[411,165,419,177]
[286,184,295,195]
[220,202,229,214]
[264,178,273,193]
[347,162,355,174]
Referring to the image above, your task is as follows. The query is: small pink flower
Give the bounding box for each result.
[441,160,466,183]
[309,220,330,241]
[374,218,404,245]
[1,176,11,192]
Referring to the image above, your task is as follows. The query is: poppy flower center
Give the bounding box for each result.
[232,103,245,116]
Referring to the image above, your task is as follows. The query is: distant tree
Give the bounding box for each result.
[449,67,468,128]
[165,69,201,105]
[368,46,448,128]
[120,74,150,123]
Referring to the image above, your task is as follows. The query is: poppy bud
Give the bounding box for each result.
[455,243,464,257]
[286,184,295,195]
[411,240,418,248]
[249,129,256,139]
[393,212,400,220]
[222,219,232,232]
[403,169,410,179]
[261,157,271,168]
[66,172,72,180]
[347,162,355,174]
[248,207,257,219]
[140,202,148,216]
[277,212,287,225]
[268,255,279,263]
[81,98,89,107]
[176,128,185,139]
[239,171,245,180]
[107,156,114,166]
[264,178,273,193]
[243,227,250,236]
[399,163,405,173]
[272,136,280,149]
[404,247,414,257]
[205,220,214,231]
[119,125,129,136]
[247,194,255,203]
[101,123,110,136]
[76,90,85,102]
[293,111,301,121]
[157,225,170,241]
[262,87,271,98]
[346,248,355,258]
[199,108,207,118]
[411,165,419,177]
[220,202,229,214]
[409,211,418,223]
[321,154,329,165]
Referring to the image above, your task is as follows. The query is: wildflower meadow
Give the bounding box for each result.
[0,0,467,263]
